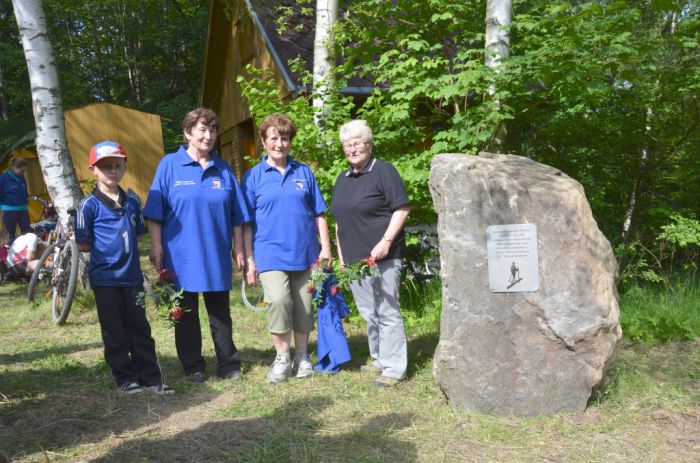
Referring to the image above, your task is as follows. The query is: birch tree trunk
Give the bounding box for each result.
[12,0,83,227]
[485,0,511,153]
[621,12,677,240]
[312,0,338,128]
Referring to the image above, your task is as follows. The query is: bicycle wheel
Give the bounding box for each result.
[28,243,57,303]
[51,239,79,325]
[241,278,268,312]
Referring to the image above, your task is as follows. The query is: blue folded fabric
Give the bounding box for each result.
[313,273,351,374]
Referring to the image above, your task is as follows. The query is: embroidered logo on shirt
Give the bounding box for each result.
[294,179,306,191]
[212,177,222,189]
[174,180,197,187]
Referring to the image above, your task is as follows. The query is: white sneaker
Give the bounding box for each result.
[293,354,314,379]
[266,354,292,384]
[144,383,175,395]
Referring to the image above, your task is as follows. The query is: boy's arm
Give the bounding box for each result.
[75,199,94,253]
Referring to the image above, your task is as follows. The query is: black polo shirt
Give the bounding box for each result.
[331,157,409,263]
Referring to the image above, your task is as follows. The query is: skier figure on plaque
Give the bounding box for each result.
[508,261,522,288]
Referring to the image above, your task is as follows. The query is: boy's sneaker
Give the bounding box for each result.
[117,382,143,395]
[266,354,292,384]
[293,354,314,379]
[145,383,175,395]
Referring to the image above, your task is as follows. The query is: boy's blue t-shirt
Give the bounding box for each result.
[142,146,250,292]
[241,155,327,272]
[75,189,145,287]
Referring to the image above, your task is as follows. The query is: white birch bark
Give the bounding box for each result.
[621,106,653,239]
[312,0,338,128]
[12,0,83,227]
[485,0,511,71]
[485,0,512,153]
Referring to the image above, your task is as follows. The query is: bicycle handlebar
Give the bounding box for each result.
[30,196,49,205]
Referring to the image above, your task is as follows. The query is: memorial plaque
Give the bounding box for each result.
[487,224,539,292]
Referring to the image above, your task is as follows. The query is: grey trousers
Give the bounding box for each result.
[350,258,407,379]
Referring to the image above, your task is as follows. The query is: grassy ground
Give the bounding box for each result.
[0,270,698,462]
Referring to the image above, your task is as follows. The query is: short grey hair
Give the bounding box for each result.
[339,119,373,145]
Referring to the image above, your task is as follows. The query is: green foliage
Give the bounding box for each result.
[508,0,700,244]
[620,278,700,343]
[0,0,206,152]
[239,0,699,244]
[658,214,700,250]
[617,214,700,287]
[400,276,442,334]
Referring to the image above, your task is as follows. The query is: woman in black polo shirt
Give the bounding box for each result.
[331,119,410,388]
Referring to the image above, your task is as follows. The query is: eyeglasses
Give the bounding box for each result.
[342,141,369,150]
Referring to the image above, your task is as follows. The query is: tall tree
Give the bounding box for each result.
[312,0,338,128]
[484,0,511,153]
[12,0,82,226]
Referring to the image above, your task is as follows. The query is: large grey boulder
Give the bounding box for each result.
[429,152,622,416]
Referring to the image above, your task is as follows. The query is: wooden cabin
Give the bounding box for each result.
[201,0,372,177]
[0,102,164,222]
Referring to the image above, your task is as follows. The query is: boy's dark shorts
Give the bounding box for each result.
[9,261,28,276]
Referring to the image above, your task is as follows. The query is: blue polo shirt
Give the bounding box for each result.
[76,188,145,287]
[143,146,250,292]
[241,155,327,272]
[0,172,29,210]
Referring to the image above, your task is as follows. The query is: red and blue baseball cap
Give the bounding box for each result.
[89,141,127,167]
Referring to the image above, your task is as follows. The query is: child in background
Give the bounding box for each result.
[75,141,173,395]
[0,158,32,243]
[1,229,43,277]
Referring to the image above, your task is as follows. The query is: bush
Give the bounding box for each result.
[619,278,700,343]
[617,214,700,289]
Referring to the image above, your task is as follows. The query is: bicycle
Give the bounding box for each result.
[29,196,58,244]
[28,207,87,325]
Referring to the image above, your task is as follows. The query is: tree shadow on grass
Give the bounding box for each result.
[88,396,418,463]
[0,353,242,461]
[0,280,30,299]
[0,341,103,365]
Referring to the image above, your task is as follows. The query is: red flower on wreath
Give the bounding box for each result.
[169,307,184,321]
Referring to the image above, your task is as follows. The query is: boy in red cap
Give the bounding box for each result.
[76,141,173,395]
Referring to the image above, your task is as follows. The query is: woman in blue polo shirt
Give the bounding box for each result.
[143,108,249,383]
[242,113,332,385]
[0,158,32,243]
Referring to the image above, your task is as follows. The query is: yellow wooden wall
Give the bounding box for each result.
[2,103,163,225]
[65,102,163,203]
